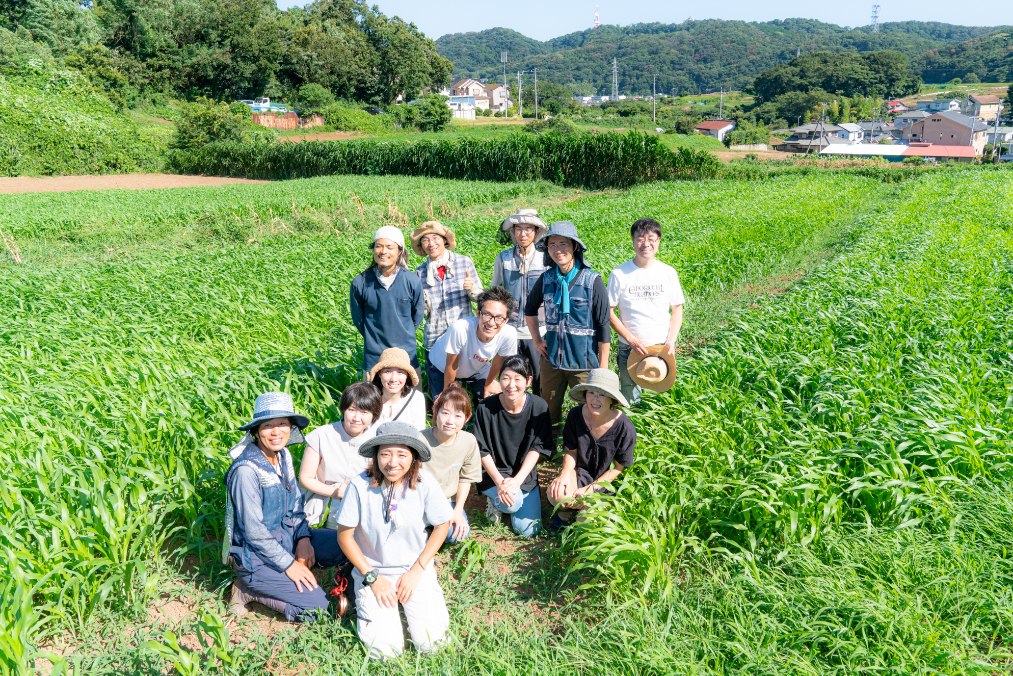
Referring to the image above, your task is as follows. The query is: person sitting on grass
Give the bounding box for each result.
[336,421,454,661]
[370,347,427,430]
[411,220,483,376]
[225,392,348,622]
[299,382,382,529]
[547,369,636,531]
[426,286,518,407]
[473,355,555,536]
[420,383,481,543]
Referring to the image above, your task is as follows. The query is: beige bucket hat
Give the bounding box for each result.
[368,347,420,388]
[568,368,630,408]
[627,345,677,393]
[410,221,457,257]
[501,209,548,241]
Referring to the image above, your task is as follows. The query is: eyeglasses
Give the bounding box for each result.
[478,310,508,326]
[634,235,660,245]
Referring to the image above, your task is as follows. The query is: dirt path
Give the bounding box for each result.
[0,174,269,195]
[279,131,366,143]
[712,149,796,162]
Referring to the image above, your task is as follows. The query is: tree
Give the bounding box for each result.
[296,83,334,112]
[410,94,452,132]
[748,50,920,103]
[170,97,272,150]
[65,44,133,109]
[362,10,451,105]
[21,0,100,57]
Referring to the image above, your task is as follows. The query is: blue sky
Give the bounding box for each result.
[276,0,1012,42]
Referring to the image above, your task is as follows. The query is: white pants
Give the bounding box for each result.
[353,564,450,660]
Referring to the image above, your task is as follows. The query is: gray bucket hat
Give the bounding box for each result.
[568,368,630,408]
[535,221,588,255]
[358,420,432,462]
[238,392,310,445]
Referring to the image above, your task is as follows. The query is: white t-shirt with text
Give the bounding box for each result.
[607,259,686,346]
[428,316,518,379]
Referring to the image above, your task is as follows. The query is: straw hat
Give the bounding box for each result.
[626,345,677,392]
[358,420,432,462]
[368,347,420,388]
[410,221,457,257]
[501,209,548,241]
[568,368,630,408]
[238,392,310,445]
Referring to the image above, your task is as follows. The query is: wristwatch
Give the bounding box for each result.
[362,570,378,586]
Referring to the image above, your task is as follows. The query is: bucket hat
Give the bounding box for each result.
[568,368,630,408]
[627,345,678,393]
[368,347,420,388]
[410,221,457,257]
[501,209,548,241]
[535,221,588,256]
[238,392,310,445]
[371,225,406,251]
[358,420,432,462]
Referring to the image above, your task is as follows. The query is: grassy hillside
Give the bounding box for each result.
[0,63,166,176]
[436,20,1010,95]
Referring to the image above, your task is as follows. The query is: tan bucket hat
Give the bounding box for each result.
[568,368,630,408]
[501,209,548,241]
[627,345,677,392]
[410,221,456,257]
[368,347,420,388]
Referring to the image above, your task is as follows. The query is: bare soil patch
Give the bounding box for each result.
[0,174,269,195]
[711,149,800,162]
[279,131,367,143]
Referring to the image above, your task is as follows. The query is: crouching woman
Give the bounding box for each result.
[225,392,348,622]
[336,421,454,660]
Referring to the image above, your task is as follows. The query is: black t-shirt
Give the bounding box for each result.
[562,405,637,488]
[524,267,612,345]
[473,394,556,492]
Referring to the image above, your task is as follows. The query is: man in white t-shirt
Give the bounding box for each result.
[607,218,685,404]
[426,286,518,406]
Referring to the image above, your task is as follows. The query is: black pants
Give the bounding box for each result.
[516,338,542,395]
[426,352,487,412]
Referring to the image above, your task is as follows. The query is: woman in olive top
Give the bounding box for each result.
[473,355,555,537]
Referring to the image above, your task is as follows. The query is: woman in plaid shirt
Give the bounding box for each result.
[411,221,483,373]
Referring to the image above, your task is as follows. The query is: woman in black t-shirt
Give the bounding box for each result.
[548,369,636,530]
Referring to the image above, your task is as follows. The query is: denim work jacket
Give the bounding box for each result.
[542,266,601,371]
[492,247,549,337]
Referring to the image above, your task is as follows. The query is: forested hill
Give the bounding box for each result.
[436,19,1008,95]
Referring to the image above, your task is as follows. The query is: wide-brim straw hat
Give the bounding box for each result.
[568,368,630,408]
[368,347,420,388]
[535,220,588,255]
[358,420,432,462]
[410,221,457,257]
[627,345,678,393]
[238,391,309,445]
[501,209,548,241]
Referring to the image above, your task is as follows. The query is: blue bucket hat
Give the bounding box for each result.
[238,392,310,445]
[535,220,587,267]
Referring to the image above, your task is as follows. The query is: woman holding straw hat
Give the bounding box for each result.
[370,347,427,430]
[547,369,637,531]
[492,209,550,395]
[411,220,483,372]
[225,392,348,621]
[336,421,454,660]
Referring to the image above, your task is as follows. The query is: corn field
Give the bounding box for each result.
[167,133,721,188]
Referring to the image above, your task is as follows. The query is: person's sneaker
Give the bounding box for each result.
[485,496,504,524]
[550,514,572,533]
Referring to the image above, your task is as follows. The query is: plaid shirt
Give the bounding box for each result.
[415,251,483,349]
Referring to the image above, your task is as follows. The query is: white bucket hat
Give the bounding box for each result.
[501,209,548,242]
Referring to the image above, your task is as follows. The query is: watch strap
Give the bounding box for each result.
[363,570,378,586]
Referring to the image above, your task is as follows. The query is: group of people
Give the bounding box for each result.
[223,210,685,660]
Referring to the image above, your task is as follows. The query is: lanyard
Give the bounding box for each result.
[382,480,408,524]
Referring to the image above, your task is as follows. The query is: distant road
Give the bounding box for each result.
[0,174,269,195]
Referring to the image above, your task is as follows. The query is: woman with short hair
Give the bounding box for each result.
[370,347,427,430]
[336,421,454,660]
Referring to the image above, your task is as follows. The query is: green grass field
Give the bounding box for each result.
[4,169,1013,674]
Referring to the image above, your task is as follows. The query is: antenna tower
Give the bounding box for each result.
[594,5,599,29]
[612,58,618,99]
[870,5,880,33]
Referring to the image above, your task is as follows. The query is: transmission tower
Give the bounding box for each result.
[612,58,618,99]
[594,5,600,29]
[870,5,880,33]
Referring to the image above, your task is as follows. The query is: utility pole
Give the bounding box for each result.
[653,74,658,123]
[994,104,1005,163]
[719,88,724,119]
[501,52,508,118]
[612,58,618,99]
[533,68,538,119]
[517,71,522,118]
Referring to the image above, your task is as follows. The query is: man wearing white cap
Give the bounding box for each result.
[350,226,425,380]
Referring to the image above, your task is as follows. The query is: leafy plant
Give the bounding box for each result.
[170,98,273,152]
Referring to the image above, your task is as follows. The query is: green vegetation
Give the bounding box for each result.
[912,30,1013,83]
[748,51,921,103]
[167,133,721,188]
[170,99,275,151]
[436,20,1008,95]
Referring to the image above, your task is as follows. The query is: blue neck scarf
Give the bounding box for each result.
[554,262,581,315]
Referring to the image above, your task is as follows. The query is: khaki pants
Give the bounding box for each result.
[538,355,589,427]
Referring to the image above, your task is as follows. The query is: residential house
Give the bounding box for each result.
[695,119,735,142]
[779,122,850,152]
[836,122,864,142]
[902,110,988,154]
[887,100,911,113]
[986,126,1013,149]
[893,110,930,129]
[858,121,900,142]
[480,83,510,112]
[821,143,977,163]
[446,98,476,120]
[451,78,485,98]
[915,99,961,113]
[964,94,1003,122]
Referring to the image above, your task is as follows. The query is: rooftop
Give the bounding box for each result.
[838,123,862,132]
[902,144,977,158]
[930,110,990,132]
[695,120,735,130]
[969,94,1003,105]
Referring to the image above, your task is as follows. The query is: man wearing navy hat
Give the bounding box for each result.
[523,221,612,428]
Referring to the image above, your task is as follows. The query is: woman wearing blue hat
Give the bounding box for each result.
[224,392,349,622]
